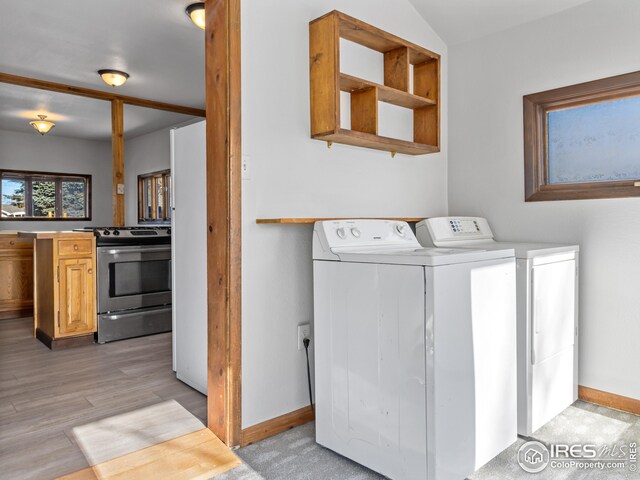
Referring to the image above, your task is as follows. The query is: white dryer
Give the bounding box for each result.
[313,219,517,480]
[416,217,579,437]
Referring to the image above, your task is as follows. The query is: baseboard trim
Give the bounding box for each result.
[240,406,315,447]
[0,308,33,320]
[579,385,640,415]
[36,328,95,351]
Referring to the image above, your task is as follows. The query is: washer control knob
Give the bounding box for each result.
[395,223,406,236]
[350,227,361,238]
[336,227,347,239]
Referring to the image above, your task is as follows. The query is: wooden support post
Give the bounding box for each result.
[205,0,242,447]
[111,99,125,227]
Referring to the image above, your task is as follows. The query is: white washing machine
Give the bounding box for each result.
[313,219,517,480]
[416,217,579,437]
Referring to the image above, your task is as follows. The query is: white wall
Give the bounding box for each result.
[448,0,640,400]
[241,0,448,427]
[0,129,111,230]
[124,128,171,225]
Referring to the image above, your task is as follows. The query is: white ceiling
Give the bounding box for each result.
[0,0,204,141]
[0,83,198,141]
[0,0,205,108]
[408,0,594,45]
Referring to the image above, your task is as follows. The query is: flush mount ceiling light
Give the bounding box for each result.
[98,69,130,87]
[29,114,55,135]
[186,3,205,29]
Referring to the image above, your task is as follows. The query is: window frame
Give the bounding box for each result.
[523,70,640,201]
[137,169,171,224]
[0,169,92,221]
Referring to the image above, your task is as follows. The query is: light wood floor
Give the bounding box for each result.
[0,317,206,480]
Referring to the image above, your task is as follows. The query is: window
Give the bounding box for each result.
[0,170,91,220]
[138,170,171,223]
[523,71,640,201]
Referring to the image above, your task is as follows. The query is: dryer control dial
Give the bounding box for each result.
[395,223,406,236]
[336,227,347,239]
[350,227,361,238]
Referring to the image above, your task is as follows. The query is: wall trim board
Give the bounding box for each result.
[205,0,242,447]
[579,385,640,416]
[0,72,206,117]
[240,406,315,447]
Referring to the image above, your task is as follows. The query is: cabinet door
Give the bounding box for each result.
[0,253,33,314]
[57,258,96,337]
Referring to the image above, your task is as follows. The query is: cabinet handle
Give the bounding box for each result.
[73,244,79,250]
[9,240,15,246]
[88,268,93,274]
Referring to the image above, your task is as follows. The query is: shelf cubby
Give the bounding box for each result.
[310,10,440,156]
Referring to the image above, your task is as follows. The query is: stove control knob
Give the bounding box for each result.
[167,228,171,235]
[336,227,347,239]
[350,227,361,238]
[112,229,120,236]
[395,224,406,236]
[102,230,110,236]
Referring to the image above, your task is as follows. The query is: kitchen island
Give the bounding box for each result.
[18,231,97,349]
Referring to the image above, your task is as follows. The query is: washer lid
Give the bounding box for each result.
[334,246,514,266]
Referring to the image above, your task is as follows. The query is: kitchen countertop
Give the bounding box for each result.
[17,231,95,240]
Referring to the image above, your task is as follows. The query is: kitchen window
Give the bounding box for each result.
[0,169,91,220]
[138,169,171,223]
[523,71,640,201]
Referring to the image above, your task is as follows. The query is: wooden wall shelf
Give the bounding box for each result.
[256,217,425,224]
[309,10,440,156]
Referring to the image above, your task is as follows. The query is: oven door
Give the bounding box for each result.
[97,245,172,313]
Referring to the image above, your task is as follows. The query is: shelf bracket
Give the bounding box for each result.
[327,141,333,149]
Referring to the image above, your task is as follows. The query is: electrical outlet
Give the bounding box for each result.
[297,323,311,350]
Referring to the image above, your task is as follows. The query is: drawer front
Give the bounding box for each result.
[58,239,94,257]
[0,237,32,251]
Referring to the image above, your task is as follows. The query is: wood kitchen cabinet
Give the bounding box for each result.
[19,232,96,349]
[0,232,34,319]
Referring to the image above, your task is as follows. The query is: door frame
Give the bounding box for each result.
[204,0,242,446]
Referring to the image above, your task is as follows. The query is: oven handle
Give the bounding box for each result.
[100,246,171,255]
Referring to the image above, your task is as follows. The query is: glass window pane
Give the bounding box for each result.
[61,179,86,218]
[145,178,153,219]
[155,176,164,219]
[32,179,56,217]
[1,178,26,218]
[548,96,640,184]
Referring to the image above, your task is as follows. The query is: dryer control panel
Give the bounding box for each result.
[416,217,494,247]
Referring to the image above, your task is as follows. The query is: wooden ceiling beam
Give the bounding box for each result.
[0,71,206,117]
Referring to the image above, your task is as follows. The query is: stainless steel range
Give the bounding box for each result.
[75,226,172,343]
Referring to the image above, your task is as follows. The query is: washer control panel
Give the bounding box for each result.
[316,219,420,250]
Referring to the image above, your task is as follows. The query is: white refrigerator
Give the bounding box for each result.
[171,120,208,395]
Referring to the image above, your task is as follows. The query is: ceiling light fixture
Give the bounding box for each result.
[186,3,205,30]
[98,69,130,87]
[29,115,56,135]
